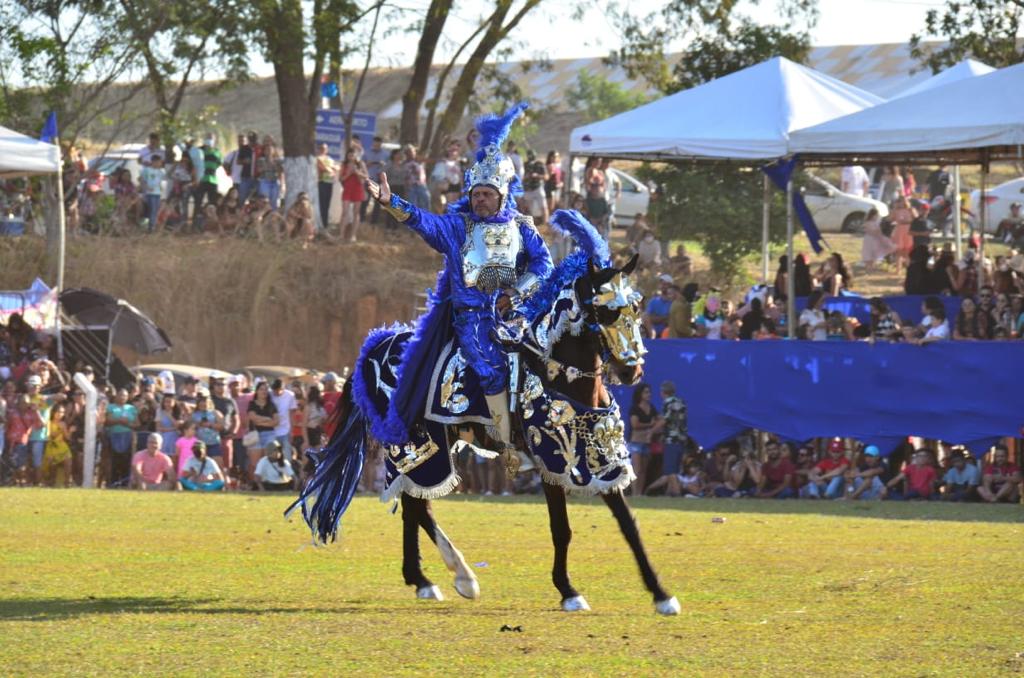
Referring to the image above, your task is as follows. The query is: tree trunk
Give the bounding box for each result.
[399,0,452,145]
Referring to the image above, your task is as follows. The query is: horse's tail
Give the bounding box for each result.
[286,384,367,544]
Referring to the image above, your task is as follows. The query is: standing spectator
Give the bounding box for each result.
[926,165,951,202]
[879,166,904,204]
[544,151,564,214]
[802,439,849,499]
[583,157,609,237]
[210,376,238,476]
[755,440,796,498]
[773,255,789,301]
[255,136,284,209]
[628,384,663,496]
[793,254,813,297]
[246,381,279,477]
[403,145,430,211]
[226,133,256,201]
[138,132,162,166]
[25,375,55,486]
[520,151,549,224]
[229,375,253,474]
[339,148,368,242]
[860,208,895,268]
[644,276,675,338]
[161,152,194,233]
[178,376,200,410]
[941,452,980,502]
[904,245,933,294]
[196,134,222,219]
[320,372,343,440]
[155,393,182,459]
[817,253,851,296]
[269,379,297,457]
[130,433,174,491]
[840,164,869,197]
[843,445,889,500]
[362,137,389,223]
[799,291,828,341]
[7,394,43,486]
[316,143,337,231]
[289,383,306,456]
[602,158,621,227]
[191,396,225,469]
[429,140,464,213]
[253,440,296,491]
[930,249,960,295]
[304,385,326,451]
[382,149,406,230]
[890,196,917,268]
[112,168,143,232]
[179,441,226,492]
[977,444,1021,504]
[659,381,687,479]
[506,140,523,178]
[886,449,938,500]
[139,154,165,232]
[133,379,158,451]
[103,388,138,486]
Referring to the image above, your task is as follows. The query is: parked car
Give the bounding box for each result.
[605,167,651,228]
[802,175,889,233]
[88,144,232,196]
[132,363,233,395]
[969,177,1024,234]
[243,365,323,387]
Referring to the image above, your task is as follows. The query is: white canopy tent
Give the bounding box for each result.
[892,59,994,99]
[569,56,883,161]
[0,124,60,177]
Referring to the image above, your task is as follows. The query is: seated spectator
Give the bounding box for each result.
[131,433,174,490]
[886,449,938,500]
[825,310,852,341]
[174,420,199,478]
[643,276,675,339]
[645,460,704,498]
[702,444,735,495]
[668,244,692,278]
[801,439,849,499]
[668,283,696,338]
[790,444,816,495]
[799,291,828,341]
[912,305,949,344]
[941,452,980,502]
[635,230,662,272]
[977,444,1021,504]
[869,298,903,343]
[179,441,226,492]
[755,440,795,498]
[253,440,296,491]
[694,290,725,340]
[843,445,889,500]
[953,297,982,340]
[714,447,761,498]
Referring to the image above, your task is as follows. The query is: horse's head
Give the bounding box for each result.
[578,253,647,385]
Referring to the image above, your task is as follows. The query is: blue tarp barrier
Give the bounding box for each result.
[609,339,1024,456]
[794,294,963,327]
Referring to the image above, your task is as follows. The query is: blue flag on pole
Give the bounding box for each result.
[39,112,58,144]
[762,157,827,254]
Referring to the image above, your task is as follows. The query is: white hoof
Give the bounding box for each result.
[655,596,681,616]
[561,595,591,612]
[416,585,444,601]
[454,573,480,600]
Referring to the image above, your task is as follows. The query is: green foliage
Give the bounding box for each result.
[1,489,1022,676]
[910,0,1024,72]
[566,70,651,123]
[641,164,786,279]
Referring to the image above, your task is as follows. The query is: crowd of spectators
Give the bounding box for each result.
[626,380,1022,504]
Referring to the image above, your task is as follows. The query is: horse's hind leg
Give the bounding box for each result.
[543,483,589,611]
[401,493,443,600]
[601,489,680,615]
[414,497,480,600]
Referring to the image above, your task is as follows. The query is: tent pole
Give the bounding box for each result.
[978,165,986,290]
[786,175,795,338]
[761,173,770,283]
[952,165,962,260]
[55,143,66,363]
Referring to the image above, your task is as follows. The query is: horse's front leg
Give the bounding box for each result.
[414,496,480,600]
[401,493,443,600]
[601,489,680,615]
[543,483,589,611]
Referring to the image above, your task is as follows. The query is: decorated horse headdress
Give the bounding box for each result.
[448,102,528,214]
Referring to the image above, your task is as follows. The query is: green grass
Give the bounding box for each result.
[1,490,1022,677]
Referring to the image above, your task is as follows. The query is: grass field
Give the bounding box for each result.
[2,489,1022,677]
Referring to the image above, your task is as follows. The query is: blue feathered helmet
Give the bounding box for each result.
[463,102,528,206]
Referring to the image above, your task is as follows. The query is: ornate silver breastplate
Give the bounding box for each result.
[462,218,522,294]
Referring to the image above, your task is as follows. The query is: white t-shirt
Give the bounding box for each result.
[271,389,297,437]
[183,455,221,478]
[255,456,295,484]
[800,308,827,341]
[841,166,869,197]
[922,321,950,343]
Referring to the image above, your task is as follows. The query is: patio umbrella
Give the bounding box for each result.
[60,287,172,354]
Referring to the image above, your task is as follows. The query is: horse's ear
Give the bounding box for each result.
[621,253,639,276]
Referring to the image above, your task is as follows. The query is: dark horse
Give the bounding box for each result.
[290,210,678,614]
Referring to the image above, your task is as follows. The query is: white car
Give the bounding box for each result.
[89,144,233,196]
[969,177,1024,234]
[802,175,889,233]
[605,167,651,228]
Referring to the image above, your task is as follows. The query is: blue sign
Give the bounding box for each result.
[315,110,377,160]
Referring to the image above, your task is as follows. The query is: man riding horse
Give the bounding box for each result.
[367,103,551,469]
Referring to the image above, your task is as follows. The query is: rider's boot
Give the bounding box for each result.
[484,390,520,479]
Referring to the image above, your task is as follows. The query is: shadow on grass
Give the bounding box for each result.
[0,597,389,621]
[433,493,1024,524]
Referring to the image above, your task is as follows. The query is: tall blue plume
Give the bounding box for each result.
[550,209,611,268]
[474,101,528,162]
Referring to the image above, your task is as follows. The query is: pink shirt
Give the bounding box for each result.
[132,450,174,484]
[234,394,253,436]
[175,435,199,476]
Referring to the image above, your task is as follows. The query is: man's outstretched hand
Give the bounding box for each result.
[367,172,391,204]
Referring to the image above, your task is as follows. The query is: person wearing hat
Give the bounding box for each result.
[179,440,225,492]
[320,372,343,439]
[802,439,850,499]
[253,440,296,492]
[843,445,889,500]
[368,102,553,466]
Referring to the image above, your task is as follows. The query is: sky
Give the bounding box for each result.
[319,0,946,72]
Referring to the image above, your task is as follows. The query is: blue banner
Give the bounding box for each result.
[610,339,1024,455]
[315,110,377,160]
